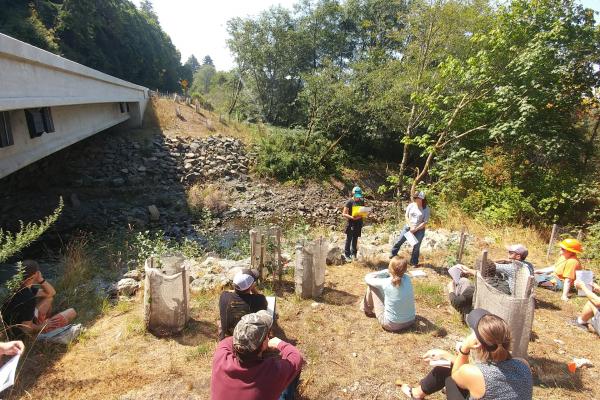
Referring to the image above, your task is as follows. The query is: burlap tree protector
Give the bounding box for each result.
[144,256,190,336]
[474,260,535,358]
[294,237,328,299]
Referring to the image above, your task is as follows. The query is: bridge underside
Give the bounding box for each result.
[0,33,149,179]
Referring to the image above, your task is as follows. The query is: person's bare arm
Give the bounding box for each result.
[575,280,600,307]
[561,278,572,301]
[342,206,358,221]
[34,272,56,298]
[18,320,44,334]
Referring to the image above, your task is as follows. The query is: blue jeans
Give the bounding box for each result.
[390,225,425,266]
[279,374,300,400]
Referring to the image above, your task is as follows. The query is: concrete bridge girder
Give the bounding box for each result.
[0,33,149,179]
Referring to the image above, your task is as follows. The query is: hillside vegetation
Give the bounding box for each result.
[193,0,600,230]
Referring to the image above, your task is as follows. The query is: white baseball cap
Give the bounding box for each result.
[414,191,425,199]
[233,272,255,291]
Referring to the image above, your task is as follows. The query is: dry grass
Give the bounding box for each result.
[147,97,257,143]
[187,183,230,216]
[15,251,600,399]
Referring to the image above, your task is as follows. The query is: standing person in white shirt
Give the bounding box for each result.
[390,191,430,266]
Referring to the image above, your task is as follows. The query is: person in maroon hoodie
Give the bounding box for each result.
[210,310,303,400]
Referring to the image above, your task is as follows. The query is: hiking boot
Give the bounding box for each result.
[568,318,589,331]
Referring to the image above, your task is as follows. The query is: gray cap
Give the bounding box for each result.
[233,310,273,353]
[506,244,528,258]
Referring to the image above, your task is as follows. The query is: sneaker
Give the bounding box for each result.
[343,254,352,263]
[568,318,589,331]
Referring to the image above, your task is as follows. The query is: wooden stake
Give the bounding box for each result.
[481,249,489,277]
[547,224,558,261]
[275,227,283,290]
[577,229,583,241]
[457,227,466,263]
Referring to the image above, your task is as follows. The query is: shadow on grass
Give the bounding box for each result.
[175,317,219,346]
[420,262,449,277]
[535,298,561,310]
[409,315,448,337]
[319,287,359,306]
[530,356,584,392]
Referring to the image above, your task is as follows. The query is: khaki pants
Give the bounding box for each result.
[360,286,414,332]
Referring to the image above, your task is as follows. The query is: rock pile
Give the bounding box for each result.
[164,136,252,183]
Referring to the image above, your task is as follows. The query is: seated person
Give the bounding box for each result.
[399,309,533,400]
[572,279,600,336]
[447,278,475,322]
[211,310,303,400]
[219,269,267,340]
[1,260,76,336]
[535,238,582,301]
[360,256,415,332]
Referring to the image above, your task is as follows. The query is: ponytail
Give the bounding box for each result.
[389,256,408,287]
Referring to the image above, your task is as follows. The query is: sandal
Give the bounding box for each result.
[400,384,423,399]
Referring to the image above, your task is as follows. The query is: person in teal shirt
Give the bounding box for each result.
[360,256,416,332]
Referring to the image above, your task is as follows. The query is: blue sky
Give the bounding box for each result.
[132,0,600,71]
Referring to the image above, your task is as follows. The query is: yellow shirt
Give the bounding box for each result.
[553,254,581,281]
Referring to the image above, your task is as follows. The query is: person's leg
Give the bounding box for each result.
[444,376,469,400]
[410,229,425,266]
[360,286,384,319]
[35,296,54,323]
[580,301,597,323]
[391,226,410,257]
[344,231,353,258]
[351,234,359,258]
[415,366,452,396]
[279,373,300,400]
[41,308,76,333]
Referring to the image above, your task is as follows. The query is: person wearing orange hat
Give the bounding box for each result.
[534,238,583,301]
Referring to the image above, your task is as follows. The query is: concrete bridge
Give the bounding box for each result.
[0,33,149,179]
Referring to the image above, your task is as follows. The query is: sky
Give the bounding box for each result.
[132,0,600,72]
[131,0,298,71]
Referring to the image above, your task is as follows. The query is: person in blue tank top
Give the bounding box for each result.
[399,309,532,400]
[359,256,416,332]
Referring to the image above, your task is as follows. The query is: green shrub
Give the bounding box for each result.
[255,128,345,182]
[0,197,63,263]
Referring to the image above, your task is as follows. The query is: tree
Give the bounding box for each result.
[202,55,214,66]
[140,0,159,24]
[227,6,311,125]
[185,55,200,73]
[421,0,600,222]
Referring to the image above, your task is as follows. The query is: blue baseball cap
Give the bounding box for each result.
[352,186,363,198]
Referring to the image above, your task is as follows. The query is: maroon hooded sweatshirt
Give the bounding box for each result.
[210,336,303,400]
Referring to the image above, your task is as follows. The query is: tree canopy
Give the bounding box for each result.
[225,0,600,224]
[0,0,188,92]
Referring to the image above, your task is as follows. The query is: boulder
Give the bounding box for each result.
[148,205,160,221]
[326,245,345,266]
[117,278,140,296]
[123,269,142,281]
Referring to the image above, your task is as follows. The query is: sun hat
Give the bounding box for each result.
[557,238,582,254]
[233,271,255,291]
[506,244,528,258]
[466,308,499,351]
[352,186,363,198]
[233,310,273,353]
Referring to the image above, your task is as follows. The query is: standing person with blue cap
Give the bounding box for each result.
[342,186,365,262]
[390,191,430,266]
